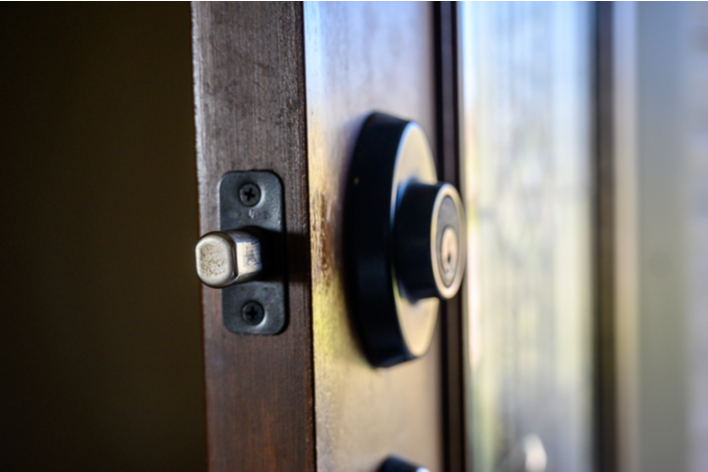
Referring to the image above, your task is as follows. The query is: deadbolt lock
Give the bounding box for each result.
[345,113,466,367]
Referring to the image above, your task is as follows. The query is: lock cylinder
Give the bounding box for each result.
[394,182,465,302]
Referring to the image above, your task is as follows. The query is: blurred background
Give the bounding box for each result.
[460,3,708,472]
[0,4,205,471]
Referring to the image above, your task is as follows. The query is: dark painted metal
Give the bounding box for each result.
[378,456,429,472]
[219,171,287,335]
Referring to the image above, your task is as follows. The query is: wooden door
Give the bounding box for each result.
[192,3,459,471]
[304,3,448,472]
[192,3,606,471]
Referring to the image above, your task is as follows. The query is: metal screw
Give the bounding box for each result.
[241,301,265,325]
[239,183,261,207]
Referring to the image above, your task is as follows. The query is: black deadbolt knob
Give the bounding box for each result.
[378,456,429,472]
[394,182,465,301]
[345,113,466,367]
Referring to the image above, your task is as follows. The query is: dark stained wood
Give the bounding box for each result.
[594,4,617,472]
[191,3,315,471]
[303,3,443,471]
[434,3,466,471]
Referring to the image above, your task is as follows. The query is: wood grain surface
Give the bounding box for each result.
[192,3,315,471]
[304,3,443,471]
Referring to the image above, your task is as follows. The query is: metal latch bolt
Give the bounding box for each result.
[195,171,287,335]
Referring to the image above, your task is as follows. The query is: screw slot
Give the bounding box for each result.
[239,183,261,207]
[241,301,265,325]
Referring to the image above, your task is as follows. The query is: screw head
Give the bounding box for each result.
[241,301,265,325]
[239,183,261,207]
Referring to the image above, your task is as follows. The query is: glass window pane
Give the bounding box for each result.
[459,3,594,471]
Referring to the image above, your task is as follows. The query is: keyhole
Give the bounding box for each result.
[440,226,458,282]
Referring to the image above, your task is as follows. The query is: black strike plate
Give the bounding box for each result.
[219,171,287,335]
